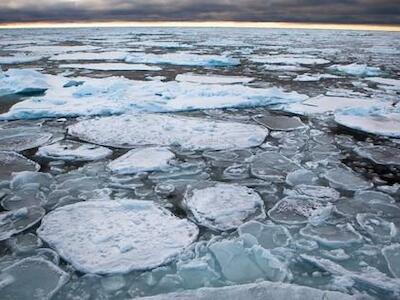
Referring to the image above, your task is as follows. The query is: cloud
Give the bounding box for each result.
[0,0,398,24]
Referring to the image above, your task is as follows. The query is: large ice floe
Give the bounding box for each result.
[0,70,307,119]
[136,281,355,300]
[37,200,199,274]
[183,183,265,231]
[36,140,113,161]
[0,55,44,64]
[124,52,240,66]
[50,51,129,61]
[328,63,382,77]
[68,114,268,151]
[250,54,330,65]
[1,257,69,300]
[59,63,162,71]
[284,95,388,116]
[334,110,400,138]
[108,147,175,174]
[175,73,254,84]
[0,127,52,152]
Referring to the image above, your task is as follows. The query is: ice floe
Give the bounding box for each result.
[293,73,340,82]
[37,200,199,274]
[183,183,265,231]
[354,145,400,166]
[367,77,400,90]
[356,213,397,241]
[15,45,100,54]
[136,281,354,300]
[0,207,45,241]
[0,55,44,64]
[335,111,400,138]
[125,52,240,67]
[323,167,372,191]
[37,140,112,161]
[0,151,40,182]
[60,63,161,71]
[250,54,330,65]
[0,69,51,97]
[0,127,52,152]
[252,115,306,131]
[250,152,299,182]
[284,95,387,116]
[0,257,69,300]
[108,147,175,174]
[68,114,268,151]
[328,63,382,76]
[382,244,400,278]
[50,51,128,61]
[175,73,254,84]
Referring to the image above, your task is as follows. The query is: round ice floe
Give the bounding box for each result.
[108,147,175,174]
[250,152,300,182]
[300,223,363,248]
[293,185,340,201]
[334,112,400,138]
[238,221,291,249]
[37,200,199,274]
[1,257,69,300]
[382,244,400,278]
[323,167,372,191]
[354,145,400,166]
[356,213,397,241]
[0,151,40,182]
[183,183,265,231]
[267,196,326,225]
[37,140,112,161]
[68,114,268,151]
[0,127,52,152]
[0,207,45,241]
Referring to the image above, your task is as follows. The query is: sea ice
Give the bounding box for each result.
[354,145,400,166]
[284,95,387,116]
[125,52,240,66]
[37,200,199,274]
[183,183,265,231]
[300,223,363,248]
[328,64,382,76]
[293,73,340,82]
[60,63,161,71]
[175,73,254,84]
[0,55,44,64]
[0,207,45,241]
[68,114,268,151]
[108,147,175,174]
[292,185,341,201]
[323,167,372,191]
[356,213,397,241]
[367,77,400,90]
[0,257,69,300]
[252,115,306,131]
[0,69,50,97]
[238,221,291,249]
[382,244,400,278]
[15,45,100,54]
[250,152,300,182]
[37,140,113,161]
[250,55,330,65]
[0,151,40,182]
[268,196,326,225]
[0,127,52,152]
[334,112,400,138]
[50,51,128,61]
[135,280,354,300]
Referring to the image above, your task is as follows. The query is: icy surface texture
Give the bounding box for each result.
[0,127,52,152]
[68,114,268,151]
[37,200,199,274]
[0,151,40,182]
[183,183,266,231]
[108,147,175,174]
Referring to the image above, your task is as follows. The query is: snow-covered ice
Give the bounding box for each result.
[108,147,175,174]
[0,151,40,182]
[183,183,265,231]
[0,55,44,64]
[354,145,400,166]
[0,127,52,152]
[0,69,51,97]
[175,73,254,84]
[68,114,268,151]
[37,200,199,274]
[50,51,128,61]
[37,140,113,161]
[328,63,382,77]
[60,63,161,71]
[250,54,330,65]
[323,167,372,191]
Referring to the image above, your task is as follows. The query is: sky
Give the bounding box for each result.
[0,0,399,25]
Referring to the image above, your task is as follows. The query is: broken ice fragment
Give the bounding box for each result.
[1,257,69,300]
[175,73,254,84]
[0,151,40,182]
[323,167,372,191]
[37,140,112,161]
[252,115,306,131]
[382,244,400,278]
[356,213,397,241]
[328,63,381,77]
[0,127,52,152]
[183,183,265,231]
[37,200,199,274]
[354,145,400,166]
[60,63,161,71]
[68,114,268,151]
[108,147,175,174]
[250,152,299,182]
[0,207,45,241]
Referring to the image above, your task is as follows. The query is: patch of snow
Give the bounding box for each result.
[60,63,161,71]
[175,73,254,84]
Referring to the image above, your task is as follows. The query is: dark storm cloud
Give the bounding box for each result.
[0,0,398,24]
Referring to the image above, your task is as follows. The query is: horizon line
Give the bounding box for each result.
[1,21,400,32]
